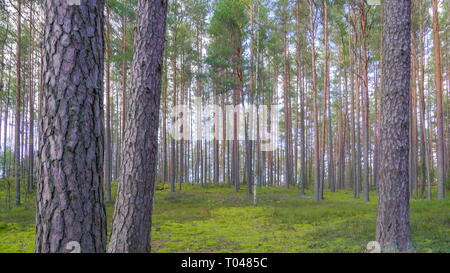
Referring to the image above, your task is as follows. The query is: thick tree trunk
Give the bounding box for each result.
[376,0,413,252]
[36,0,107,253]
[108,0,168,253]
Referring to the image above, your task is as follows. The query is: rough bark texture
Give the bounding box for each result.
[108,0,168,253]
[376,0,413,253]
[36,0,106,253]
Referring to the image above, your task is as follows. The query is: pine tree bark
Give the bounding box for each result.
[104,5,112,202]
[118,8,128,179]
[376,0,413,252]
[410,26,418,198]
[27,4,35,192]
[309,0,320,201]
[108,0,168,253]
[14,0,22,206]
[295,0,306,193]
[324,1,335,193]
[360,3,370,201]
[36,0,107,253]
[418,0,431,199]
[431,0,446,200]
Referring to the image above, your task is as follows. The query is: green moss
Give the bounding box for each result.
[0,180,449,253]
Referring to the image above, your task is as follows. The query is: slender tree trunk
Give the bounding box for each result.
[3,59,10,179]
[162,61,168,185]
[417,0,431,199]
[410,26,418,198]
[349,34,358,198]
[309,0,320,201]
[361,4,370,201]
[27,3,35,192]
[283,15,292,190]
[324,1,335,193]
[431,0,446,200]
[118,9,128,180]
[170,34,177,193]
[14,0,22,206]
[104,5,112,202]
[295,10,306,193]
[246,2,255,197]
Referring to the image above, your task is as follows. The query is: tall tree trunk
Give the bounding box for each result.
[162,61,168,185]
[410,24,418,198]
[299,65,306,195]
[324,1,335,193]
[418,0,431,199]
[297,39,306,194]
[104,5,112,202]
[309,0,320,201]
[283,13,292,190]
[119,9,128,179]
[108,0,168,253]
[431,0,446,200]
[0,27,4,177]
[27,3,35,192]
[376,0,413,252]
[170,32,177,193]
[349,34,358,198]
[361,3,370,201]
[3,55,10,179]
[36,0,107,253]
[14,0,22,206]
[246,2,255,197]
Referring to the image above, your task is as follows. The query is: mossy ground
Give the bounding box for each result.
[0,179,449,253]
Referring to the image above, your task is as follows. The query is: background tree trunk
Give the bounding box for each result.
[14,0,22,206]
[431,0,446,200]
[105,5,112,202]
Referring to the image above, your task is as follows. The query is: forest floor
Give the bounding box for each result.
[0,179,449,253]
